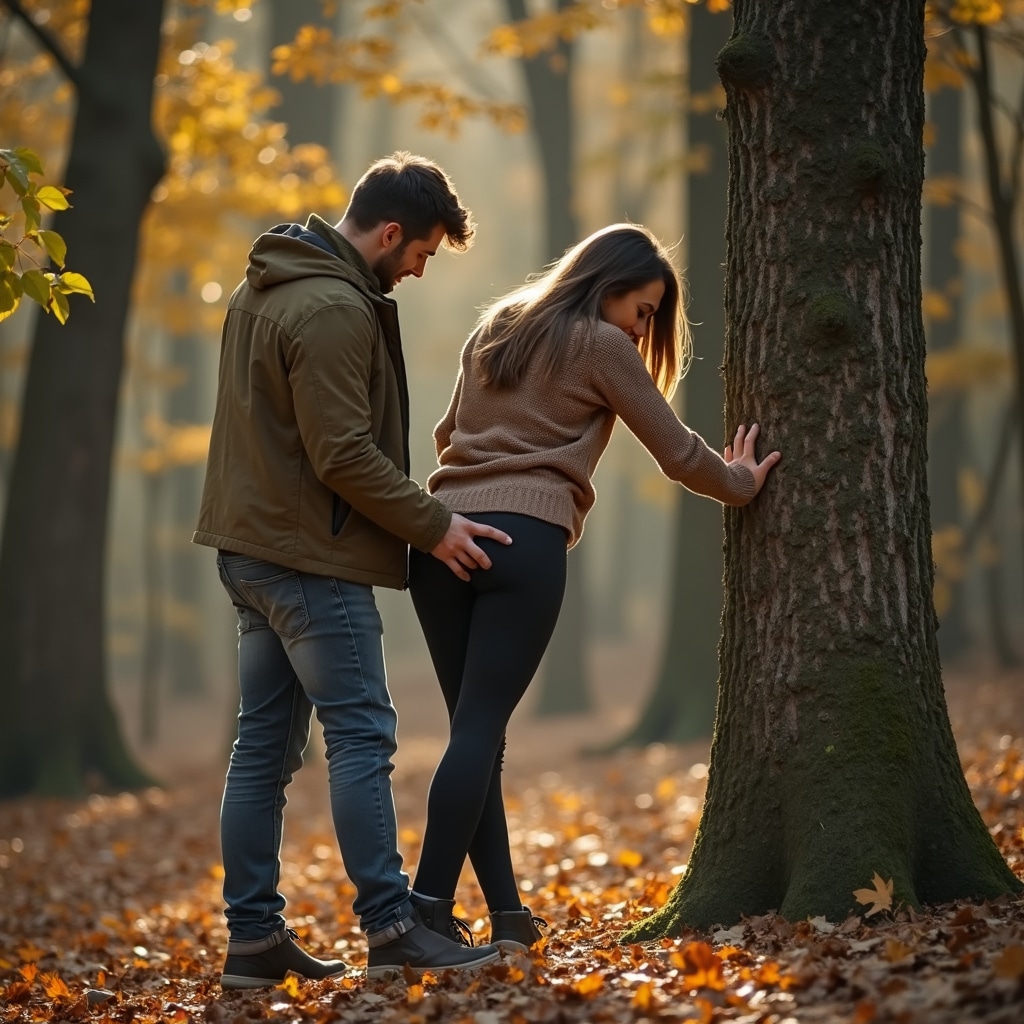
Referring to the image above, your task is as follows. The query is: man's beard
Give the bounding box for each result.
[371,243,408,294]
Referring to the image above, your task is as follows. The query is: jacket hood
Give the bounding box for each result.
[245,214,382,298]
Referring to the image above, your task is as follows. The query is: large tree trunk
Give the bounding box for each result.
[627,0,1020,934]
[0,0,166,797]
[613,0,731,747]
[503,0,590,716]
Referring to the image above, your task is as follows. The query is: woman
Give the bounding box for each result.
[408,223,781,952]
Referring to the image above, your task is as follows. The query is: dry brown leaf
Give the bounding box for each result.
[853,873,894,917]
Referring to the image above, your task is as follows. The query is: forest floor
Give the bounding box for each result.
[1,641,1023,1024]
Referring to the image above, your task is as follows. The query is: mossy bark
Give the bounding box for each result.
[0,0,164,798]
[626,0,1020,936]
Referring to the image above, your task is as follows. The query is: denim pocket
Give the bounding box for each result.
[239,569,311,639]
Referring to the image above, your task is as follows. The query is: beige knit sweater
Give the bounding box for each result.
[428,320,756,548]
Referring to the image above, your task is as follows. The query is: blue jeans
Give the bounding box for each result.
[216,552,412,941]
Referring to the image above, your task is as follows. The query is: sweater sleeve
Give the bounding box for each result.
[288,302,451,550]
[590,325,756,506]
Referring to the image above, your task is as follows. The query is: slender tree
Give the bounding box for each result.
[499,0,590,715]
[0,0,166,796]
[613,0,732,746]
[924,81,971,661]
[627,0,1021,934]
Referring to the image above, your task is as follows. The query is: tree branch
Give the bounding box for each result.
[406,1,508,102]
[0,0,82,89]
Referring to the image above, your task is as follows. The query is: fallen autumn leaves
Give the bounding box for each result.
[1,685,1023,1023]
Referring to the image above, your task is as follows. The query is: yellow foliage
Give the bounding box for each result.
[922,174,960,207]
[949,0,1005,24]
[0,147,92,323]
[922,288,953,323]
[925,346,1010,393]
[481,2,611,59]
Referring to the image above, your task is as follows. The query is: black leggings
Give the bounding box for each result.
[409,512,567,911]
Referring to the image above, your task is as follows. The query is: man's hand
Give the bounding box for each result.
[724,422,781,496]
[431,513,513,581]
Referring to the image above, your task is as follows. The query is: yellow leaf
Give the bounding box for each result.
[616,848,644,869]
[17,943,45,963]
[885,938,914,961]
[852,872,893,917]
[275,973,300,998]
[47,288,70,324]
[20,268,49,306]
[37,229,67,268]
[35,185,70,211]
[55,271,94,301]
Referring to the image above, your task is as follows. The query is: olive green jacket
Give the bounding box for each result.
[193,214,450,588]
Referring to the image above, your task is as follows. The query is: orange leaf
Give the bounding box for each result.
[40,971,70,998]
[854,999,877,1023]
[631,980,655,1010]
[574,972,603,996]
[2,980,32,1003]
[17,943,45,963]
[670,941,725,991]
[993,944,1024,980]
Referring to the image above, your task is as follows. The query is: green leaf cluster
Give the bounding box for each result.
[0,147,93,324]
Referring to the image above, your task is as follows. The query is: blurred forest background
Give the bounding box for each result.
[0,0,1021,791]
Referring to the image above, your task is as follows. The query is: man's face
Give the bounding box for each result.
[372,223,447,293]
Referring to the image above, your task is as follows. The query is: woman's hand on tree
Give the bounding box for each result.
[724,422,781,496]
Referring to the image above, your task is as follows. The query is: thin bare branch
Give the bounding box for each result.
[405,1,508,102]
[0,0,82,89]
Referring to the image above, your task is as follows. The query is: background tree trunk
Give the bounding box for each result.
[503,0,590,716]
[627,0,1020,934]
[612,0,731,747]
[924,82,971,661]
[0,0,166,797]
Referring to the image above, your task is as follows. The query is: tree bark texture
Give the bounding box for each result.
[617,1,732,747]
[0,0,166,796]
[627,0,1021,933]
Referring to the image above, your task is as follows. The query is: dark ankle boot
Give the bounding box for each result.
[489,906,547,953]
[410,892,474,946]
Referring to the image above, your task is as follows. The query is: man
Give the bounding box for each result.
[193,152,509,987]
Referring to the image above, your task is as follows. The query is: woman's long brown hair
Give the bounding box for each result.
[473,223,691,398]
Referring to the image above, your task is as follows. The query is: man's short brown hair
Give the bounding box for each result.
[345,151,475,251]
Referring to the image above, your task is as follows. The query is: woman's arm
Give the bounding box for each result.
[590,324,768,506]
